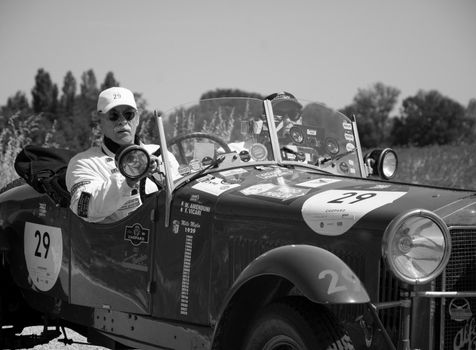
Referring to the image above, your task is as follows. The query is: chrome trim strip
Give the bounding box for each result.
[263,99,282,163]
[156,112,174,227]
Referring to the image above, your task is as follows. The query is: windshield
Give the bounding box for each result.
[158,97,363,179]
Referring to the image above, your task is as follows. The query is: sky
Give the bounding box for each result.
[0,0,475,113]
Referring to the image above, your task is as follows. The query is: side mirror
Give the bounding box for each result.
[115,145,150,181]
[364,148,398,180]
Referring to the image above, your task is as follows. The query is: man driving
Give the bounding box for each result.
[66,86,179,223]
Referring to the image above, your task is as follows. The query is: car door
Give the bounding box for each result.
[69,195,157,314]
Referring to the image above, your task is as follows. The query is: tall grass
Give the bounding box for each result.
[393,144,476,190]
[0,113,57,190]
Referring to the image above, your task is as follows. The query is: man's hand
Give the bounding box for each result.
[126,155,160,189]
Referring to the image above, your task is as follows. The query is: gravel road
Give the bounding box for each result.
[16,327,108,350]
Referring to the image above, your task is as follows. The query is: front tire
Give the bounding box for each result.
[242,297,354,350]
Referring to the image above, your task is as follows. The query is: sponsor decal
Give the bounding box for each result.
[172,220,180,234]
[38,203,47,217]
[344,133,354,142]
[296,178,341,188]
[192,177,240,196]
[70,181,91,197]
[195,174,214,183]
[302,190,406,235]
[77,192,91,218]
[242,184,309,201]
[368,184,391,189]
[180,201,211,216]
[180,235,193,315]
[178,164,191,176]
[342,122,352,130]
[307,129,317,136]
[250,143,268,161]
[120,197,141,211]
[189,159,201,172]
[124,223,150,246]
[220,168,248,177]
[241,183,275,196]
[339,162,349,174]
[171,219,201,235]
[24,222,63,292]
[256,168,293,180]
[189,194,200,202]
[180,219,200,234]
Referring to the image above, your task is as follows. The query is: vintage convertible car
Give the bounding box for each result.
[0,95,475,350]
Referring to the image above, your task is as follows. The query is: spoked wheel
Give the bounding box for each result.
[242,297,354,350]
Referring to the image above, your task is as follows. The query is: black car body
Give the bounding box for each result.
[0,97,475,349]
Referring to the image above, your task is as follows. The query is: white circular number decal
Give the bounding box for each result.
[24,222,63,291]
[302,190,406,236]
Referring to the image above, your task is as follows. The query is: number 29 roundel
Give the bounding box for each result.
[301,190,406,236]
[24,222,63,292]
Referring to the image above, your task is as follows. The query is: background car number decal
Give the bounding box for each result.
[302,190,406,235]
[24,222,63,292]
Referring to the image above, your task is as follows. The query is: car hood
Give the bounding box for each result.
[205,166,476,235]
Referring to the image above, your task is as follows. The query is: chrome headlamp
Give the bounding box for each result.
[364,148,398,180]
[382,209,451,285]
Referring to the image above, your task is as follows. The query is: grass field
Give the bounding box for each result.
[392,144,476,190]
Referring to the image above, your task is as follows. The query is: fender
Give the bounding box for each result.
[229,244,369,305]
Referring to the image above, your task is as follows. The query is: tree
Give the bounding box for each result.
[31,68,58,115]
[340,82,400,148]
[466,99,476,137]
[466,99,476,121]
[60,71,77,115]
[392,90,469,146]
[1,91,30,115]
[80,69,98,104]
[0,91,31,130]
[66,69,99,150]
[100,72,120,91]
[200,88,264,100]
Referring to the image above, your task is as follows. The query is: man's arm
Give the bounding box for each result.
[66,157,136,222]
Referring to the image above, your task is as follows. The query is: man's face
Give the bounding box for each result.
[99,105,139,145]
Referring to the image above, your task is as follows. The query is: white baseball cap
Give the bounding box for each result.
[97,87,137,113]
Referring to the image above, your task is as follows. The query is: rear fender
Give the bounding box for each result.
[230,244,369,305]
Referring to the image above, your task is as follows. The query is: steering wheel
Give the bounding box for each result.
[168,132,232,164]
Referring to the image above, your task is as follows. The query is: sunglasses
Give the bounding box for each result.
[106,109,137,122]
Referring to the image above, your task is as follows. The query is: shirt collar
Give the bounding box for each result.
[101,135,142,157]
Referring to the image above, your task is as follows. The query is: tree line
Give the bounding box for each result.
[1,68,475,152]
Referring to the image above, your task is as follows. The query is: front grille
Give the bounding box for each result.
[439,227,476,349]
[228,236,291,282]
[378,228,476,349]
[378,258,403,344]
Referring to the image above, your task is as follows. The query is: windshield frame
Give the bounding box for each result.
[156,97,367,189]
